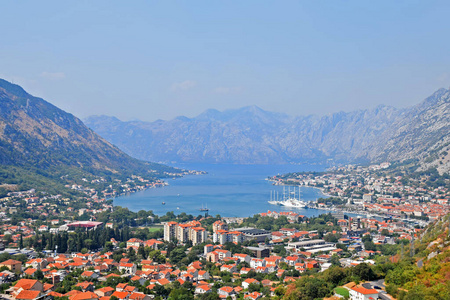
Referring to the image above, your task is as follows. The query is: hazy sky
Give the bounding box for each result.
[1,1,450,121]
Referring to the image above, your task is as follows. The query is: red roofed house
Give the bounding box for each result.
[128,292,150,300]
[15,290,42,300]
[0,259,22,273]
[242,278,259,290]
[70,291,99,300]
[95,287,114,297]
[118,263,137,274]
[349,286,378,300]
[13,279,44,292]
[195,285,211,294]
[245,291,262,300]
[218,286,235,298]
[111,291,129,300]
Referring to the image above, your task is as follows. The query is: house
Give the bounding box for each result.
[15,290,42,300]
[242,278,259,289]
[76,282,94,292]
[116,283,128,292]
[81,271,100,280]
[280,228,298,236]
[129,292,151,300]
[240,267,252,275]
[69,291,99,300]
[118,263,137,274]
[0,259,22,273]
[204,244,215,255]
[111,291,130,300]
[13,279,44,292]
[255,266,268,273]
[197,270,210,280]
[130,276,146,286]
[220,264,237,273]
[218,286,235,298]
[94,287,114,297]
[245,291,262,300]
[25,259,47,270]
[143,239,163,250]
[349,286,378,300]
[195,285,211,294]
[23,269,37,277]
[126,238,143,249]
[233,253,251,264]
[124,286,138,294]
[156,278,170,286]
[215,249,232,261]
[285,255,300,266]
[250,258,265,269]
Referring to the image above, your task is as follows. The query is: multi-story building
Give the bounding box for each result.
[189,227,207,245]
[164,220,207,245]
[177,224,191,243]
[164,221,178,242]
[212,220,228,233]
[213,230,245,244]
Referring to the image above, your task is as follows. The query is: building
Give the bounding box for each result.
[349,286,378,300]
[212,221,228,233]
[66,221,103,230]
[234,228,271,242]
[246,247,270,258]
[164,221,207,245]
[164,222,178,242]
[288,239,337,254]
[0,259,22,273]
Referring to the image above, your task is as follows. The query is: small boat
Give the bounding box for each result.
[162,202,166,205]
[177,207,180,210]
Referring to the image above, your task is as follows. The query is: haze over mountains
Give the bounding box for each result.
[85,88,450,174]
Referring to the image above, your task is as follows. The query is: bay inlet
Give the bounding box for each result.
[114,163,339,218]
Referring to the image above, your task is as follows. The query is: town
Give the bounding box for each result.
[0,162,448,300]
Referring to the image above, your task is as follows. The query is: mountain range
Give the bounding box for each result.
[85,88,450,174]
[0,79,179,193]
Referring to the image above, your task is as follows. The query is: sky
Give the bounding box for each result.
[1,0,450,122]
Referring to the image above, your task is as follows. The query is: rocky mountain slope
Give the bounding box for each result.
[85,88,450,173]
[84,105,401,165]
[0,79,178,191]
[364,88,450,174]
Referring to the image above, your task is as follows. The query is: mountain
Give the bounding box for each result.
[0,79,179,193]
[83,105,400,165]
[363,88,450,174]
[85,88,450,173]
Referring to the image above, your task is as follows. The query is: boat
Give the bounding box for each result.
[268,186,307,208]
[268,190,281,205]
[162,202,166,205]
[200,204,209,212]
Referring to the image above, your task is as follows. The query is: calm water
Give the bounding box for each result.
[114,163,339,218]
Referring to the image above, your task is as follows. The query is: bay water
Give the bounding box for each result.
[114,163,339,218]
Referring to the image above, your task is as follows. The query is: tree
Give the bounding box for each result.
[364,241,376,251]
[381,229,390,236]
[352,263,376,281]
[330,254,341,267]
[34,270,44,280]
[168,287,194,300]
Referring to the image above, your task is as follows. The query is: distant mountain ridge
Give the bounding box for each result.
[85,88,450,173]
[0,79,178,192]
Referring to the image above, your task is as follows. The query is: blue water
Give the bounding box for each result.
[114,163,338,218]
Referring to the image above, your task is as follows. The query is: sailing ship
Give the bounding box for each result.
[268,186,307,208]
[200,204,209,212]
